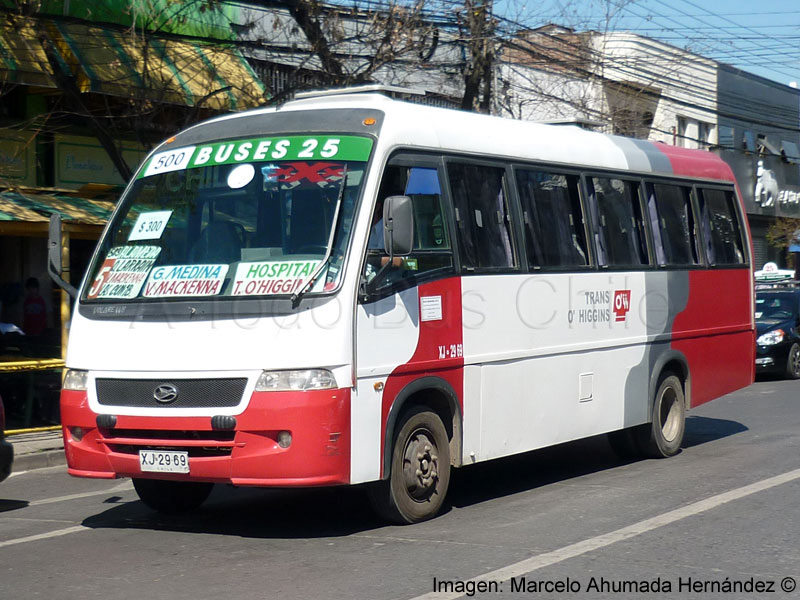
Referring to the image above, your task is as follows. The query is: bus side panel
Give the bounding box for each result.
[379,277,464,477]
[460,273,654,464]
[671,269,755,407]
[353,276,464,483]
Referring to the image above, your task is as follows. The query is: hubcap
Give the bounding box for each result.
[660,386,681,442]
[792,347,800,376]
[402,429,439,501]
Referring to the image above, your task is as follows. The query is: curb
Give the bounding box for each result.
[12,449,67,473]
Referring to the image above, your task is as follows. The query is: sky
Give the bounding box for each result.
[501,0,800,87]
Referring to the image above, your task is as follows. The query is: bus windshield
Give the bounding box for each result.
[83,135,371,302]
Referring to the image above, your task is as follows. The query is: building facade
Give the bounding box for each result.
[498,26,800,268]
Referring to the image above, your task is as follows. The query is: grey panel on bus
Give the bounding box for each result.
[621,270,690,427]
[169,109,385,148]
[611,136,674,176]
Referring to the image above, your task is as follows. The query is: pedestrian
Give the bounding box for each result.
[22,277,47,337]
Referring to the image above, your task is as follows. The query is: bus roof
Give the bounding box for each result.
[167,91,736,183]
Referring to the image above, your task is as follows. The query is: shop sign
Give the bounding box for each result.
[55,135,148,188]
[0,129,36,187]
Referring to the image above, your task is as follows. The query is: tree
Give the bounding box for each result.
[0,0,265,187]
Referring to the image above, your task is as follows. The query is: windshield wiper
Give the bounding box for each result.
[291,165,348,307]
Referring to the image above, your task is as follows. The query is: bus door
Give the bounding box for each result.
[353,159,458,483]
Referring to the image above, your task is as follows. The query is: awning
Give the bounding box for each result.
[0,16,56,88]
[53,21,267,111]
[0,190,116,225]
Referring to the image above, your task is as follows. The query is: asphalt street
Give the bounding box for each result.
[1,375,799,600]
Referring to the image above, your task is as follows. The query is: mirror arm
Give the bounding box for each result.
[48,257,78,299]
[365,216,396,294]
[47,213,78,298]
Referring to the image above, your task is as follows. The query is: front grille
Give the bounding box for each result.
[101,429,237,457]
[96,378,247,408]
[103,429,236,442]
[108,444,233,457]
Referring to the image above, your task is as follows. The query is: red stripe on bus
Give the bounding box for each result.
[671,269,755,407]
[655,143,736,181]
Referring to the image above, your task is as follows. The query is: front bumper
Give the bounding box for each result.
[0,439,13,483]
[61,387,350,486]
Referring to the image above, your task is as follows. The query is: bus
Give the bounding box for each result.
[51,87,755,523]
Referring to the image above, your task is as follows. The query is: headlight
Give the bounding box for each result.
[757,329,785,346]
[63,369,88,391]
[254,369,336,391]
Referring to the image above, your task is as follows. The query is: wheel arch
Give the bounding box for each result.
[650,350,691,414]
[382,376,463,479]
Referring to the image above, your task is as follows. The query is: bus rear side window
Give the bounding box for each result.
[515,169,588,268]
[698,188,745,265]
[647,183,699,266]
[448,163,516,270]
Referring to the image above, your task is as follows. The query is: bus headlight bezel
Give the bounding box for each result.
[254,369,337,392]
[63,369,89,391]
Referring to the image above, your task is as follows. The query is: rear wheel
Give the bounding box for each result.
[368,407,451,524]
[132,478,214,514]
[785,343,800,379]
[636,372,686,458]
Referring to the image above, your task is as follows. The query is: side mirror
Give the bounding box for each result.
[47,213,78,298]
[383,195,414,256]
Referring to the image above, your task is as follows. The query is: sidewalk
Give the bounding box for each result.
[7,430,66,472]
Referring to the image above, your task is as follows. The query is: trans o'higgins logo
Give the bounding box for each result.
[569,289,633,325]
[613,290,632,322]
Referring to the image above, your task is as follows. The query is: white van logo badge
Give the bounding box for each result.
[153,384,179,404]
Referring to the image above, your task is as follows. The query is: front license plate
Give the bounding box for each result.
[139,450,189,474]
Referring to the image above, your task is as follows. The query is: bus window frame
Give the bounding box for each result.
[692,183,750,269]
[642,178,707,270]
[580,171,653,272]
[358,151,458,303]
[444,156,523,275]
[509,163,594,273]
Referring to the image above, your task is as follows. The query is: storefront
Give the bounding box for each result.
[718,148,800,269]
[0,190,110,427]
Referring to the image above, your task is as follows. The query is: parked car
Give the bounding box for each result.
[755,287,800,379]
[0,394,13,482]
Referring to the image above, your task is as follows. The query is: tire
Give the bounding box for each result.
[132,478,214,514]
[367,407,451,524]
[635,372,686,458]
[785,343,800,379]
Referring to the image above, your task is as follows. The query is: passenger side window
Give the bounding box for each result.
[697,188,746,265]
[515,169,588,268]
[646,183,699,266]
[448,163,516,270]
[588,177,648,267]
[363,165,453,291]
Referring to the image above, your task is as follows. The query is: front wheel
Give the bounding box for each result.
[636,372,686,458]
[367,407,451,524]
[785,343,800,379]
[132,478,214,514]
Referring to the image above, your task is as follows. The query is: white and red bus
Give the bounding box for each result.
[52,88,754,522]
